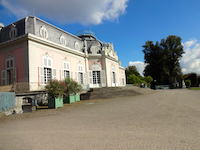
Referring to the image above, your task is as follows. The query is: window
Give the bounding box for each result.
[39,53,56,85]
[93,71,100,84]
[40,26,48,39]
[78,72,83,84]
[77,63,83,84]
[112,72,116,83]
[9,25,17,39]
[89,62,105,87]
[7,61,9,68]
[64,70,70,78]
[1,54,16,85]
[61,59,71,80]
[111,65,117,86]
[122,78,125,85]
[122,73,125,85]
[6,58,14,69]
[75,41,80,50]
[44,68,51,82]
[60,35,66,46]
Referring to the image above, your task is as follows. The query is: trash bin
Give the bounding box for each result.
[32,100,37,106]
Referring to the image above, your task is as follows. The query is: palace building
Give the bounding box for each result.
[0,16,126,91]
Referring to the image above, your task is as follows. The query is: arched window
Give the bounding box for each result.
[1,53,17,85]
[9,24,17,39]
[75,41,80,51]
[111,65,117,86]
[39,53,56,85]
[60,35,66,46]
[61,57,72,80]
[122,72,125,85]
[88,62,106,87]
[77,62,83,84]
[40,25,48,39]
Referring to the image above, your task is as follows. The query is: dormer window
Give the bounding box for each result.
[60,35,66,46]
[75,41,80,50]
[9,24,17,39]
[40,26,48,39]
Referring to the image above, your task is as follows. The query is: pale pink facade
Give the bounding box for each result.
[0,16,126,89]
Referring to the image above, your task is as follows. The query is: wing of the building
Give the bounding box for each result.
[0,16,126,90]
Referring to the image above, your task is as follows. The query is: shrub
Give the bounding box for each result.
[63,77,82,95]
[185,79,191,87]
[128,74,152,87]
[45,80,66,98]
[142,76,153,86]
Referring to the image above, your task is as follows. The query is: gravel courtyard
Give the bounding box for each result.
[0,89,200,150]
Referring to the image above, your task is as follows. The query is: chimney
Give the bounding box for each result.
[0,23,4,30]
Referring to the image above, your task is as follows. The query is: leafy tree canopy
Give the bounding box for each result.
[125,66,141,78]
[142,35,184,84]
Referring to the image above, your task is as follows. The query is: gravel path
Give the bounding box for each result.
[0,89,200,150]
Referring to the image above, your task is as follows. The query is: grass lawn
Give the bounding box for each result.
[190,87,200,90]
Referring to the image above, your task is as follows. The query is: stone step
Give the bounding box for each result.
[80,87,144,100]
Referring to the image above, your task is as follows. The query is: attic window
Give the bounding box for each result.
[9,26,17,39]
[60,35,66,46]
[40,26,48,39]
[75,41,80,50]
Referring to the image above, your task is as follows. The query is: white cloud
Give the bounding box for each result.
[183,38,197,48]
[0,0,129,25]
[128,61,146,76]
[180,38,200,75]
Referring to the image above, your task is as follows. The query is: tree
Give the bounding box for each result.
[127,74,147,86]
[125,66,141,83]
[160,36,184,78]
[185,79,191,88]
[143,76,153,86]
[183,72,198,87]
[142,35,184,84]
[142,41,168,83]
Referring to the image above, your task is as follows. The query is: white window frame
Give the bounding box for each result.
[1,54,17,85]
[60,35,67,46]
[111,66,115,86]
[40,25,48,39]
[122,73,125,85]
[61,59,71,80]
[77,63,83,84]
[92,71,101,84]
[9,25,17,39]
[39,54,56,85]
[110,65,118,87]
[89,62,105,88]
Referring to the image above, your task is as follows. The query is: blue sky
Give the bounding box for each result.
[1,0,200,75]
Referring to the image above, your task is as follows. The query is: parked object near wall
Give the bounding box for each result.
[0,92,22,115]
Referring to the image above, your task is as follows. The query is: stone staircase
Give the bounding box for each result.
[80,86,152,100]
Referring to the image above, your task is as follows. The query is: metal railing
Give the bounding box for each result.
[0,82,46,93]
[0,82,90,93]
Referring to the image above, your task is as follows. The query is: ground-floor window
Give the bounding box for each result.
[44,68,51,83]
[122,78,125,85]
[78,72,83,84]
[64,70,70,78]
[112,72,116,83]
[93,71,100,84]
[7,69,13,85]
